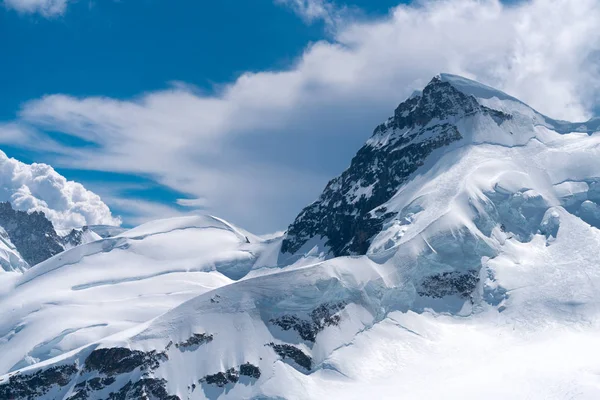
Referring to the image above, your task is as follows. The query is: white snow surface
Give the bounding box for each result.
[0,150,120,230]
[2,76,600,399]
[0,215,278,375]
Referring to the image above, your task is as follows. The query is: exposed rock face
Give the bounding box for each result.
[200,363,262,387]
[281,77,510,257]
[84,347,167,375]
[0,364,77,399]
[270,302,346,342]
[267,343,312,371]
[418,270,480,299]
[0,202,64,266]
[61,226,91,248]
[104,378,179,400]
[175,333,214,351]
[0,203,109,267]
[0,347,177,400]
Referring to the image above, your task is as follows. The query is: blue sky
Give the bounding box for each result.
[1,0,599,232]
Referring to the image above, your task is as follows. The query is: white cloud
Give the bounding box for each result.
[3,0,600,232]
[276,0,338,25]
[101,196,188,227]
[3,0,69,16]
[0,150,121,230]
[176,198,208,208]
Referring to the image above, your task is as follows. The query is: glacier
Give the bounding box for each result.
[1,75,600,399]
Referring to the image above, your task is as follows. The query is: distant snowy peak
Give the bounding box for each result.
[0,202,64,267]
[60,226,102,250]
[0,202,106,268]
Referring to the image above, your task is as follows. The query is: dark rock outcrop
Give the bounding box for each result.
[200,363,261,387]
[0,201,64,266]
[106,378,179,400]
[61,226,91,248]
[270,302,346,342]
[418,270,479,298]
[267,343,312,370]
[175,333,213,351]
[0,364,77,399]
[84,347,167,375]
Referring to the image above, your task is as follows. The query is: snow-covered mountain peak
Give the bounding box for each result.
[438,73,520,103]
[439,73,599,135]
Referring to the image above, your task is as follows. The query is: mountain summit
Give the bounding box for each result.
[1,75,600,400]
[282,74,596,259]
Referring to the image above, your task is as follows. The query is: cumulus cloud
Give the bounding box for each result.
[0,150,121,230]
[3,0,600,232]
[3,0,69,16]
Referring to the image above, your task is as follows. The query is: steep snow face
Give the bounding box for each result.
[0,215,276,376]
[0,227,28,273]
[0,150,120,230]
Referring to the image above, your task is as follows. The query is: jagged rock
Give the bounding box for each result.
[270,302,346,342]
[68,377,117,400]
[200,363,261,387]
[107,378,179,400]
[239,362,261,379]
[0,201,64,266]
[61,226,91,248]
[418,270,479,298]
[84,347,167,375]
[267,343,312,370]
[175,333,213,351]
[0,364,77,399]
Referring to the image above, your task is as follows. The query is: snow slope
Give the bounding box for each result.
[2,75,600,400]
[0,227,28,273]
[0,215,277,376]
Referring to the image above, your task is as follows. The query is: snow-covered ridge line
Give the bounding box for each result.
[440,73,598,133]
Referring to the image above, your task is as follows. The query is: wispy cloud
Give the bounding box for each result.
[275,0,340,25]
[3,0,69,16]
[176,198,208,208]
[101,195,190,227]
[3,0,600,232]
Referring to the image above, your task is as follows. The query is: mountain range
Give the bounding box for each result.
[1,74,600,399]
